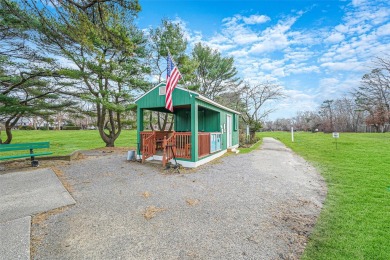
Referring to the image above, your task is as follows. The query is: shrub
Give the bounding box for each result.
[62,126,81,130]
[18,125,34,130]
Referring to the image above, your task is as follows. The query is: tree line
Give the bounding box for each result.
[0,0,284,145]
[265,56,390,133]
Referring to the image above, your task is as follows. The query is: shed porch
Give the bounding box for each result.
[135,83,240,168]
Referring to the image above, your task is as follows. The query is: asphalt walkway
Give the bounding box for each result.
[0,168,76,259]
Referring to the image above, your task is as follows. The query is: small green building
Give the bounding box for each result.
[135,83,240,167]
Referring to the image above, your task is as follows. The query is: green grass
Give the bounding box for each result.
[238,139,262,154]
[257,131,390,260]
[2,130,137,156]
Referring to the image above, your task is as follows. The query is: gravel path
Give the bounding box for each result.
[31,137,326,259]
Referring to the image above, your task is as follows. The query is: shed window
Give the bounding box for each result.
[234,114,238,131]
[159,86,166,95]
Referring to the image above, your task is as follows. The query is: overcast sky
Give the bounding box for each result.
[138,0,390,119]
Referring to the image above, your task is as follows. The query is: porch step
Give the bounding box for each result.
[144,159,162,165]
[227,147,240,154]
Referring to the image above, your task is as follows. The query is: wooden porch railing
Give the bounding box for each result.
[198,132,211,157]
[162,134,176,167]
[175,132,191,159]
[140,131,214,165]
[141,131,156,163]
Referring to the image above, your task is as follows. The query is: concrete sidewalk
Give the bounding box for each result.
[0,168,76,259]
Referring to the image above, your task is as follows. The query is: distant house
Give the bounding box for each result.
[135,83,240,168]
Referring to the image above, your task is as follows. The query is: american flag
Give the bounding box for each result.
[165,54,181,112]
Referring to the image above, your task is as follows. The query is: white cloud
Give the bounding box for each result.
[376,23,390,36]
[320,61,365,72]
[351,0,367,8]
[171,0,389,119]
[325,32,345,43]
[249,16,298,54]
[242,15,271,25]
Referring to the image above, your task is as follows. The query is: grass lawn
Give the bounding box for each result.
[257,131,390,260]
[2,130,138,156]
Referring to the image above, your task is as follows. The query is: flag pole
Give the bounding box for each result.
[166,47,182,78]
[165,47,191,97]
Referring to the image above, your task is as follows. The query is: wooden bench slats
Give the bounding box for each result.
[0,152,53,160]
[0,142,50,152]
[0,142,52,166]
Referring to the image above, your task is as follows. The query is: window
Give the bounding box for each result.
[159,86,166,95]
[234,114,238,131]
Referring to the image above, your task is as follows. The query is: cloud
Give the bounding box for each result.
[170,0,389,119]
[376,23,390,36]
[325,32,345,43]
[351,0,367,7]
[242,15,271,25]
[271,89,319,118]
[249,16,298,54]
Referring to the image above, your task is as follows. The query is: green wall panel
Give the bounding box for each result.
[136,83,240,161]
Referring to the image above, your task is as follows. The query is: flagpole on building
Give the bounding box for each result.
[165,47,191,97]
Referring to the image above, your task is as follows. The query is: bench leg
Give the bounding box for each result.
[31,160,39,167]
[30,148,39,167]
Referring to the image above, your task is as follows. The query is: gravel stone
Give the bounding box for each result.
[31,137,326,259]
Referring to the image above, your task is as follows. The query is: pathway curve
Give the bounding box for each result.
[32,137,326,259]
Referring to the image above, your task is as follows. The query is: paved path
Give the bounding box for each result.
[0,168,76,259]
[31,137,326,259]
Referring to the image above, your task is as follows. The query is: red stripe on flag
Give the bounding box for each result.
[165,66,181,112]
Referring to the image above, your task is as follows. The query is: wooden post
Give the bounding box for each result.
[137,107,144,160]
[162,136,167,167]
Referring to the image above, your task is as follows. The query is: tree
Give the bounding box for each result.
[9,0,148,146]
[319,100,334,132]
[353,57,390,132]
[190,43,241,100]
[240,82,284,141]
[147,19,197,131]
[0,0,75,143]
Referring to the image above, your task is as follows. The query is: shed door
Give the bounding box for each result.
[226,115,232,147]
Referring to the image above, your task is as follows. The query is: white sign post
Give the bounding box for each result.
[332,132,339,149]
[291,127,294,142]
[246,124,250,143]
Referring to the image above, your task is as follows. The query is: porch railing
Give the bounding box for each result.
[198,132,211,157]
[140,131,215,164]
[162,134,176,167]
[141,131,156,163]
[175,132,191,159]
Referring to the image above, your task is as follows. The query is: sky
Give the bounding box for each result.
[137,0,390,120]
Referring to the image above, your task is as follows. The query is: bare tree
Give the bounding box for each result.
[353,56,390,132]
[241,82,284,140]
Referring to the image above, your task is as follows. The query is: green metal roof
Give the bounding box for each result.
[135,82,241,115]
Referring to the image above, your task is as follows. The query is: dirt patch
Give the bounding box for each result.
[31,205,73,258]
[142,206,166,220]
[272,199,322,259]
[186,198,200,206]
[141,191,151,198]
[51,167,74,194]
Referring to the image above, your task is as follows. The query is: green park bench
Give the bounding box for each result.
[0,142,53,167]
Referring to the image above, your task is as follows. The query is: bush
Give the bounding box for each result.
[18,125,34,130]
[62,126,81,130]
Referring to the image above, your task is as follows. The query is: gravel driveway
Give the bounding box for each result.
[31,137,326,259]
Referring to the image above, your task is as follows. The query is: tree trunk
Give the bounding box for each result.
[168,114,174,131]
[161,113,169,131]
[250,131,256,143]
[4,125,13,144]
[149,112,154,130]
[97,109,122,147]
[157,112,162,130]
[3,115,21,144]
